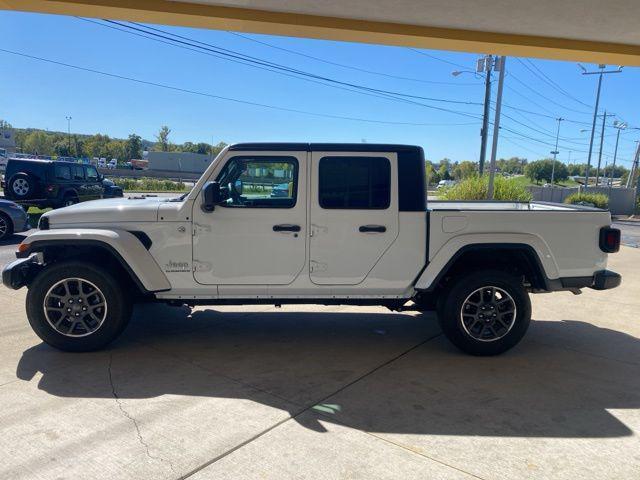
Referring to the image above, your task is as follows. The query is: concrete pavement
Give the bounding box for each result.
[0,249,639,479]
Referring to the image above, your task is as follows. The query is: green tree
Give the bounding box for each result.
[23,131,54,156]
[155,126,171,152]
[425,161,441,185]
[525,159,569,184]
[453,160,477,180]
[125,134,143,160]
[0,119,12,129]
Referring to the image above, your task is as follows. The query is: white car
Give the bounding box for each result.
[2,143,621,355]
[437,179,456,189]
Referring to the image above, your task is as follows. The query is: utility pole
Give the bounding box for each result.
[609,121,627,192]
[579,64,622,188]
[595,111,615,186]
[550,117,564,187]
[487,56,506,200]
[451,55,493,175]
[65,116,72,155]
[478,55,492,175]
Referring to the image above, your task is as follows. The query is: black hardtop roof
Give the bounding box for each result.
[8,158,84,166]
[228,143,423,154]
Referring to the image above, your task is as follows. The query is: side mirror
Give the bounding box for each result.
[201,181,221,212]
[234,179,243,195]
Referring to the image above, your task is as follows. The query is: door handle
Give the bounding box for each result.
[359,225,386,233]
[273,224,301,232]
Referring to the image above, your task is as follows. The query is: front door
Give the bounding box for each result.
[309,151,399,285]
[192,152,307,285]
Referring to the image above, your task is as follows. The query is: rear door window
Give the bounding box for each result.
[55,164,72,181]
[318,156,391,209]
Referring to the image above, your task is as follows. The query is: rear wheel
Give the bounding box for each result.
[26,262,132,351]
[0,213,13,240]
[437,270,531,356]
[62,193,79,207]
[9,174,34,199]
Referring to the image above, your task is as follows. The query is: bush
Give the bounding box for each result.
[439,175,532,201]
[111,177,187,192]
[564,192,609,209]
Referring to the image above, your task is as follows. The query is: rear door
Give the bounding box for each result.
[309,151,399,285]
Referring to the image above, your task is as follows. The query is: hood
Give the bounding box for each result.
[43,196,167,225]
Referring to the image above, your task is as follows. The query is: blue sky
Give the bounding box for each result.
[1,11,639,166]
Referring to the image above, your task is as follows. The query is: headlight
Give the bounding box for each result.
[38,216,50,230]
[8,203,24,211]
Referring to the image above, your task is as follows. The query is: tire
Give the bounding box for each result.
[0,212,14,241]
[9,174,34,199]
[62,193,79,207]
[437,270,531,356]
[26,261,132,352]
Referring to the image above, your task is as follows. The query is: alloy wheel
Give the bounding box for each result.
[43,278,108,337]
[460,286,517,342]
[13,178,29,196]
[0,216,7,238]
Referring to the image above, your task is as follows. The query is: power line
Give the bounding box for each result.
[517,58,593,109]
[507,71,593,115]
[0,48,482,128]
[115,20,483,107]
[408,48,468,70]
[227,31,481,86]
[78,18,485,119]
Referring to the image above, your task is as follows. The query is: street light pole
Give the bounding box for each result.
[627,141,640,189]
[550,117,564,187]
[595,111,615,186]
[579,64,622,188]
[487,56,506,200]
[65,116,72,155]
[609,121,627,192]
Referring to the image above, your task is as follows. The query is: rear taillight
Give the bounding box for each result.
[599,227,620,253]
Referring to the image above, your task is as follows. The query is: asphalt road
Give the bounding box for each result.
[614,220,640,248]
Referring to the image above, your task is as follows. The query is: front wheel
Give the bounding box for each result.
[437,270,531,356]
[26,262,132,351]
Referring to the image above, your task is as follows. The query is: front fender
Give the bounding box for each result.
[414,233,559,290]
[18,229,171,293]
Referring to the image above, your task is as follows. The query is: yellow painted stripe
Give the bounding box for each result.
[2,0,639,65]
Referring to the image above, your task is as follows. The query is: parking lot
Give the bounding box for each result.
[0,242,637,479]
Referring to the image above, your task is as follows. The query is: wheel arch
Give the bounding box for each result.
[415,241,555,293]
[18,229,171,294]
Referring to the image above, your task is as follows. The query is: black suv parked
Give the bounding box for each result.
[1,159,104,208]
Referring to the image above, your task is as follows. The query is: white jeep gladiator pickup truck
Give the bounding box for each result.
[2,143,621,355]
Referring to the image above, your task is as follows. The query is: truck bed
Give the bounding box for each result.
[429,201,603,212]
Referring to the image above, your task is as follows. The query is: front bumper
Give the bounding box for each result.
[550,269,621,291]
[2,255,41,290]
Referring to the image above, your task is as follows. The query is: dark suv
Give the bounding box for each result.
[1,159,104,208]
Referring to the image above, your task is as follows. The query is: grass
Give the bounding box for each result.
[111,177,187,192]
[564,192,609,209]
[508,175,580,188]
[439,176,532,202]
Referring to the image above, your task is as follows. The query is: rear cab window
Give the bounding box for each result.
[318,156,391,209]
